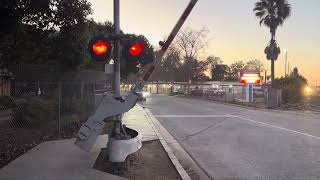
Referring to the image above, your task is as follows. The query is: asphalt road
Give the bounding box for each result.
[144,95,320,180]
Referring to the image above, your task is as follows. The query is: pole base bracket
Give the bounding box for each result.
[107,127,142,162]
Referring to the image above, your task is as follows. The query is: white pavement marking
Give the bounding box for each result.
[155,115,232,118]
[228,114,320,141]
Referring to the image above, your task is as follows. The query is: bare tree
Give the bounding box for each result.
[151,47,182,82]
[175,27,209,60]
[207,55,223,66]
[173,27,210,82]
[161,46,183,82]
[226,60,245,81]
[244,59,264,72]
[152,28,211,83]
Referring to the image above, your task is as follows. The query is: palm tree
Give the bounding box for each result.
[253,0,291,87]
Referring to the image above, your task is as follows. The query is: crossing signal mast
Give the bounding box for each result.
[76,0,199,162]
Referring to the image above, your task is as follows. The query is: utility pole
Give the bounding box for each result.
[271,59,275,87]
[114,0,121,97]
[265,70,267,84]
[285,50,287,76]
[113,0,123,140]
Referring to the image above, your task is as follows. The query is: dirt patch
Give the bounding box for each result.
[0,121,82,168]
[0,114,115,169]
[93,140,182,180]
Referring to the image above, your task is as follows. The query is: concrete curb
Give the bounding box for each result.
[140,106,191,180]
[142,106,213,180]
[177,96,320,116]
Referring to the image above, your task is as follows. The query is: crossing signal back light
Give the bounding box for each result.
[129,42,144,56]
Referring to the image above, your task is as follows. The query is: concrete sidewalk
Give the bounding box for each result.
[0,135,125,180]
[123,105,158,142]
[0,104,186,180]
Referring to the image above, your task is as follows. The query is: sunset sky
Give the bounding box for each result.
[87,0,320,85]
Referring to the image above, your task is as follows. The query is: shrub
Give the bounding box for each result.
[0,96,15,109]
[275,68,307,103]
[71,99,89,114]
[13,97,56,126]
[12,98,28,125]
[24,97,57,125]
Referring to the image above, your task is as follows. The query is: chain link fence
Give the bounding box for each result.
[0,81,98,168]
[187,85,264,104]
[144,83,267,106]
[189,85,272,109]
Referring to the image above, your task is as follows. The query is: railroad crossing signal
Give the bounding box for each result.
[77,0,199,163]
[129,42,144,57]
[121,37,150,66]
[88,35,113,62]
[88,35,151,66]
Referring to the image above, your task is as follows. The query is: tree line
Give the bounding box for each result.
[0,0,154,80]
[152,28,265,83]
[0,0,290,85]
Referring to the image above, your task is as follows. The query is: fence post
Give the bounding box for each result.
[224,88,227,102]
[57,82,62,138]
[156,82,159,94]
[80,82,84,100]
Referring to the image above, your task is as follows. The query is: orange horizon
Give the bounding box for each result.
[87,0,320,85]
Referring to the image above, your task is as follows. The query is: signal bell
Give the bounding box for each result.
[88,35,113,62]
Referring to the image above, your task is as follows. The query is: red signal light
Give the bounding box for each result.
[88,35,113,62]
[129,42,144,56]
[92,40,109,56]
